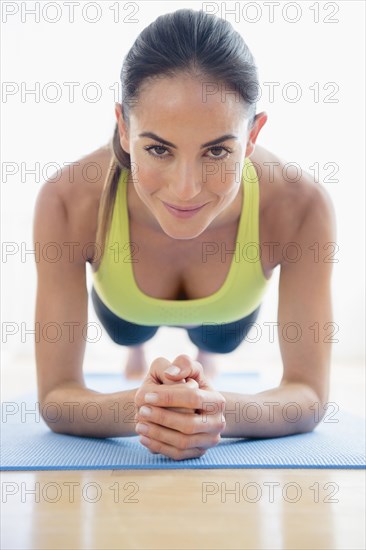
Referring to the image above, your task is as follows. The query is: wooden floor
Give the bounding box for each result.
[1,355,365,549]
[1,469,365,550]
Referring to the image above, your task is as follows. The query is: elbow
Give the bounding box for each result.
[302,386,330,433]
[39,394,72,436]
[40,406,67,435]
[285,382,329,434]
[309,387,330,426]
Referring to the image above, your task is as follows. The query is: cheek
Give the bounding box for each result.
[210,173,239,197]
[135,168,163,196]
[130,149,157,192]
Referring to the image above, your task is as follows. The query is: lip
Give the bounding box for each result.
[162,201,207,219]
[163,201,207,211]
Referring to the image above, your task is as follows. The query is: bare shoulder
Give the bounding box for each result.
[251,144,335,243]
[36,143,113,262]
[55,142,112,217]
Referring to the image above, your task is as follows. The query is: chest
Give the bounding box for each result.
[106,203,278,301]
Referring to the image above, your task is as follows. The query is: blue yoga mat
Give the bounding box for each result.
[1,373,365,470]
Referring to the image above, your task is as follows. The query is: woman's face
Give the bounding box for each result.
[116,75,266,240]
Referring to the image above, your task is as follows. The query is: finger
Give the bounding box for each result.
[143,385,225,415]
[166,378,199,413]
[147,356,173,384]
[162,372,198,389]
[135,379,196,408]
[185,378,199,389]
[148,357,196,386]
[164,354,214,390]
[162,374,198,414]
[136,403,223,435]
[167,406,195,414]
[136,421,221,452]
[136,405,202,435]
[138,435,207,461]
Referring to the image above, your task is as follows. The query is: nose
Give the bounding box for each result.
[168,164,202,201]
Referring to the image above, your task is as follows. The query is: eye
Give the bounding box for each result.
[143,144,232,161]
[144,145,169,160]
[206,146,231,161]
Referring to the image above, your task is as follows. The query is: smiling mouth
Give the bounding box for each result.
[162,201,207,211]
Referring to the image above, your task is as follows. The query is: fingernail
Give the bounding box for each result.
[140,406,152,416]
[136,422,149,434]
[145,393,158,403]
[164,365,181,375]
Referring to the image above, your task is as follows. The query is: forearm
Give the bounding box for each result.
[220,382,323,438]
[40,383,138,438]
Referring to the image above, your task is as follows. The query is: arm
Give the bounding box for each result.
[42,383,138,438]
[219,383,322,438]
[221,183,337,438]
[33,178,138,438]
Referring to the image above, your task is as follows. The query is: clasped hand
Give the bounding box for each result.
[134,354,226,461]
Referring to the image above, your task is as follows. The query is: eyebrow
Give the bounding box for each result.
[138,132,238,148]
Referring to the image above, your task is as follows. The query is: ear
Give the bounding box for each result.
[245,111,268,157]
[114,102,130,153]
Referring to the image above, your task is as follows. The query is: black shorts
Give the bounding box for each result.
[91,286,261,354]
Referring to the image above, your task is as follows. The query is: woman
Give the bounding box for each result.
[33,9,336,460]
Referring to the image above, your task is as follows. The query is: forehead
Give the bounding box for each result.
[130,74,247,130]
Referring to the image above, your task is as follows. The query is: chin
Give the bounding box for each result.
[163,229,202,241]
[159,221,206,241]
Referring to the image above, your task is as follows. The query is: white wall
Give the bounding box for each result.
[1,1,365,369]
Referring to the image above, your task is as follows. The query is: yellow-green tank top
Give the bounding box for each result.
[92,157,269,326]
